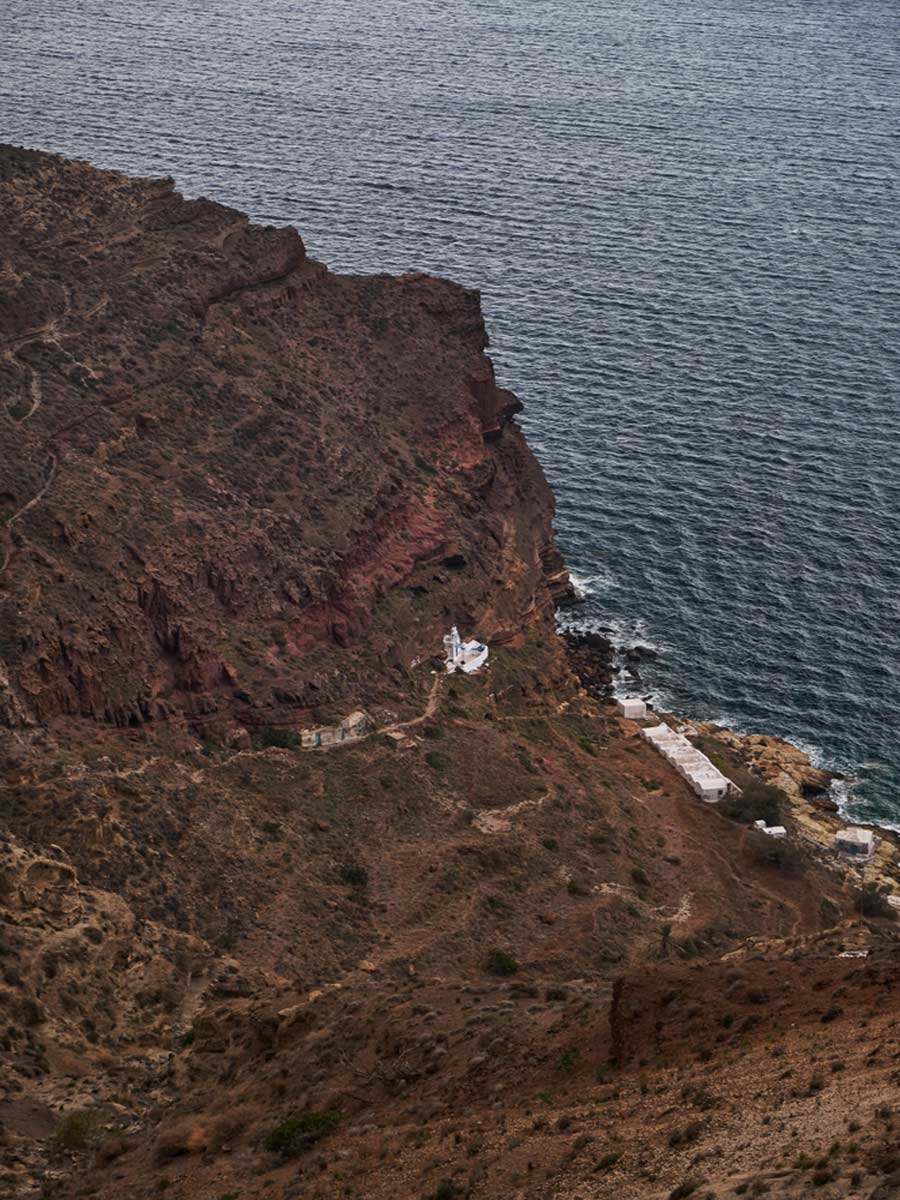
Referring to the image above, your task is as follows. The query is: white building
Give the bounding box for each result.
[443,626,489,675]
[834,826,875,861]
[340,711,368,737]
[616,697,648,720]
[641,723,734,803]
[754,820,787,838]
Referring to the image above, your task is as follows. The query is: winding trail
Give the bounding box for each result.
[383,675,443,734]
[0,452,58,577]
[0,284,112,577]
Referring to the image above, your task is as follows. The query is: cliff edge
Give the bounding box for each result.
[0,145,568,733]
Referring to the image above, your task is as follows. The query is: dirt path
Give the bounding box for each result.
[383,675,443,734]
[1,283,112,575]
[3,350,42,422]
[473,790,551,834]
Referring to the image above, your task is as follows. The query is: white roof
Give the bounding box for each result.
[644,724,730,793]
[836,826,874,846]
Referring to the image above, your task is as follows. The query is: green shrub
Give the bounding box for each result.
[425,751,447,773]
[542,837,559,852]
[577,736,597,757]
[820,897,841,926]
[261,727,300,750]
[339,863,368,888]
[557,1047,581,1072]
[857,884,896,920]
[426,1182,456,1200]
[748,830,806,874]
[485,949,519,976]
[669,1183,700,1200]
[669,1120,703,1147]
[567,878,589,897]
[721,779,785,826]
[264,1109,340,1157]
[55,1109,103,1150]
[631,865,649,889]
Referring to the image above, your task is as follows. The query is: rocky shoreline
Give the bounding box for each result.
[691,719,900,893]
[559,615,900,896]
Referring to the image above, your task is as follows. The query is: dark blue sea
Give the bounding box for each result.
[4,0,900,823]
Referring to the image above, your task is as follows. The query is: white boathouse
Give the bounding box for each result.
[443,626,489,675]
[641,723,735,803]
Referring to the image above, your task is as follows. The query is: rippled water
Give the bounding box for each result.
[4,0,900,822]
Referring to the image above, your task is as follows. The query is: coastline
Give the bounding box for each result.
[560,622,900,896]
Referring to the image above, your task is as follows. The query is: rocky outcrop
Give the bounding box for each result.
[692,722,836,800]
[0,147,569,730]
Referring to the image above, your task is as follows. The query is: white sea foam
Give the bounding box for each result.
[566,569,613,600]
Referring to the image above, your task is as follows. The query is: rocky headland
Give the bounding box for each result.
[1,149,899,1200]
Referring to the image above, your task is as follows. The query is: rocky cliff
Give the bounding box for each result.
[0,146,568,733]
[1,152,899,1200]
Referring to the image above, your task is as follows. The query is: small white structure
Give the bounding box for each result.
[754,819,787,838]
[834,826,875,861]
[641,723,735,803]
[443,626,488,675]
[340,711,368,737]
[616,697,648,720]
[301,710,369,749]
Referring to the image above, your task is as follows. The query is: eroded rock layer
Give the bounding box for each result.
[0,145,567,730]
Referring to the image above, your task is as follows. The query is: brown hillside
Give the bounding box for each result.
[1,150,898,1200]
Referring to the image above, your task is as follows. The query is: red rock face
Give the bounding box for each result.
[0,147,568,729]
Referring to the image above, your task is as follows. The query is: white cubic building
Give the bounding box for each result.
[834,826,875,861]
[616,697,648,720]
[641,723,733,803]
[443,626,489,675]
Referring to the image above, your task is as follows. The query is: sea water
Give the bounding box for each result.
[3,0,900,822]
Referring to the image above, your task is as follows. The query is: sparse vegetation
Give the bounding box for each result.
[820,897,841,926]
[339,863,369,888]
[747,830,806,874]
[485,949,519,976]
[263,1109,340,1157]
[597,1151,621,1170]
[857,883,896,920]
[425,1181,456,1200]
[669,1181,700,1200]
[55,1109,103,1151]
[720,778,785,826]
[260,727,300,750]
[557,1047,581,1072]
[668,1120,703,1148]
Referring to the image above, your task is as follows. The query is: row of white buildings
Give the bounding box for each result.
[617,697,880,862]
[616,697,735,803]
[640,719,735,804]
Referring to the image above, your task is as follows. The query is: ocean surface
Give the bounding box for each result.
[4,0,900,823]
